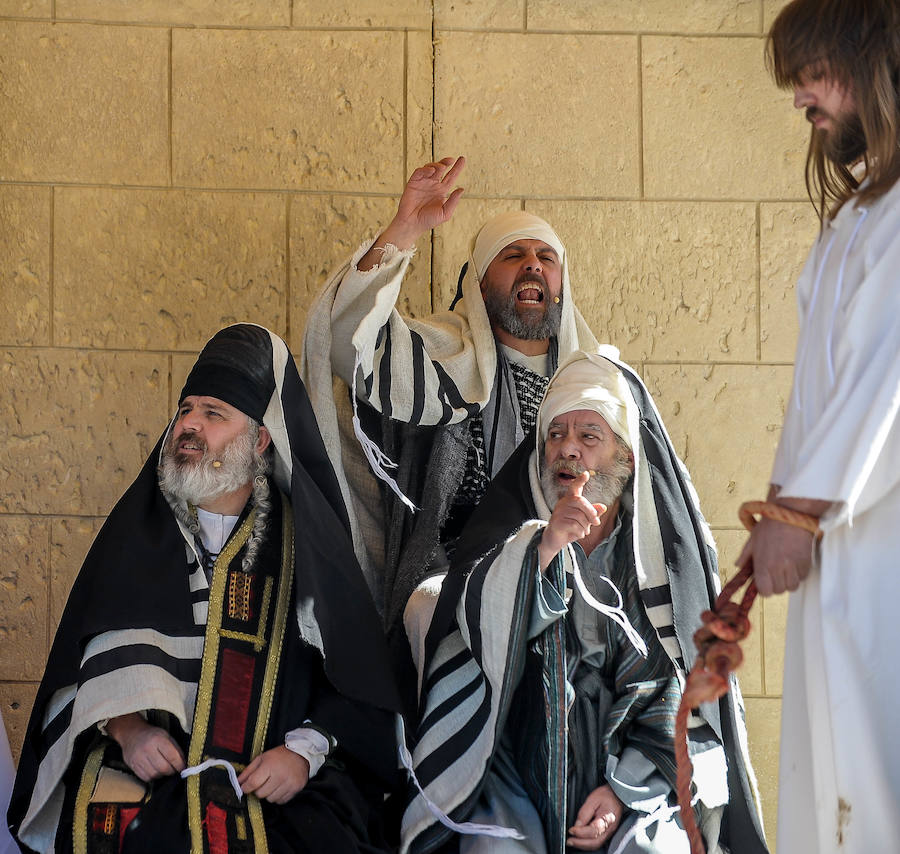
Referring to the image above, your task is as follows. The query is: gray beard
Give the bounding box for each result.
[158,427,257,508]
[483,287,562,341]
[540,455,632,510]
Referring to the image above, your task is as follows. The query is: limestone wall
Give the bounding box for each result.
[1,1,816,846]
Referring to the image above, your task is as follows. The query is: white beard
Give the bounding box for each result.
[158,426,257,507]
[540,455,632,510]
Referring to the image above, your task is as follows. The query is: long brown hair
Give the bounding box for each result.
[767,0,900,221]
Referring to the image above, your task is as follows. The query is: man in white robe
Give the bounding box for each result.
[741,3,900,850]
[301,157,597,698]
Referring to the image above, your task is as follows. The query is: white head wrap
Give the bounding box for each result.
[471,211,566,283]
[536,349,633,449]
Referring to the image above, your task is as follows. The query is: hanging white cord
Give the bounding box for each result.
[350,350,417,511]
[396,718,525,840]
[608,796,694,854]
[570,549,648,658]
[180,758,243,801]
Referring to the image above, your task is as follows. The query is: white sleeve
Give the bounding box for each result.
[327,239,490,427]
[329,239,416,387]
[284,724,336,779]
[776,237,900,526]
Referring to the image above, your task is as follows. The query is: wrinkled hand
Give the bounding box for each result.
[538,470,606,572]
[106,713,185,782]
[567,784,624,850]
[238,746,310,805]
[736,516,814,597]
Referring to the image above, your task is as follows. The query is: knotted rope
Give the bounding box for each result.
[674,500,822,854]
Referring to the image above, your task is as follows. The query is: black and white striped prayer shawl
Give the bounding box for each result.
[300,235,598,620]
[454,361,550,512]
[401,352,768,854]
[9,324,400,852]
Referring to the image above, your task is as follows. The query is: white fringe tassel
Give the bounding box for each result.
[397,717,525,841]
[351,351,417,512]
[570,554,649,659]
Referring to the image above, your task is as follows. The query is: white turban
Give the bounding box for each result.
[471,211,566,283]
[536,349,633,449]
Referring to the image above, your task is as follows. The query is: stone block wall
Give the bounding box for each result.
[1,1,816,846]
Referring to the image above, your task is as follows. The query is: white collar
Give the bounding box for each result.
[195,506,240,555]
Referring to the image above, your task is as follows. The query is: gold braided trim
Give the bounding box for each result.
[187,508,256,853]
[245,494,295,854]
[218,576,273,653]
[228,571,253,621]
[739,500,823,538]
[73,741,107,854]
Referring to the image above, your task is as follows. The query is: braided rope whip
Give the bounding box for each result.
[674,501,822,854]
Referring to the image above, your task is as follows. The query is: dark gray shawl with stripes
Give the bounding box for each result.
[401,356,767,854]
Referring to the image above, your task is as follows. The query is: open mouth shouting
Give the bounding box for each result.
[514,275,549,308]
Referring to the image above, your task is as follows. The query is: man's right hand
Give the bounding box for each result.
[105,712,186,782]
[357,156,465,271]
[538,470,605,572]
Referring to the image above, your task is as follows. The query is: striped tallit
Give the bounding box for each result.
[402,352,768,854]
[300,235,598,617]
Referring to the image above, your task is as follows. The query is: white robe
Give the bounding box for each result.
[772,178,900,853]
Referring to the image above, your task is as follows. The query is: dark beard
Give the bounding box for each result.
[483,277,562,341]
[818,110,867,166]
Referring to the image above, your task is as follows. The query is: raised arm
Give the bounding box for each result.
[356,156,465,271]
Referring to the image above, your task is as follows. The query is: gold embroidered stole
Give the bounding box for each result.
[186,495,294,854]
[72,494,295,854]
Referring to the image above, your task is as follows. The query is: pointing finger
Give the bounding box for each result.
[568,469,590,498]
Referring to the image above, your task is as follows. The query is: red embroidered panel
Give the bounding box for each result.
[90,805,110,835]
[204,802,229,854]
[117,806,141,852]
[210,647,256,753]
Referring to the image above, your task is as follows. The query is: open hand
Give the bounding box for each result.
[377,156,466,251]
[238,746,310,805]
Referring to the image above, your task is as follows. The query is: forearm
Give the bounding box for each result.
[770,486,832,518]
[355,217,425,271]
[329,240,413,386]
[104,712,147,744]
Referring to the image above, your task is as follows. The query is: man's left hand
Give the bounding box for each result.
[736,516,814,596]
[567,784,624,850]
[237,746,310,805]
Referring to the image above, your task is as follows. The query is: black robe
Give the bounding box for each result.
[9,325,401,854]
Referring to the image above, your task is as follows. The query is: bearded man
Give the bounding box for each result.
[734,2,900,851]
[302,157,598,696]
[401,351,767,854]
[8,324,400,854]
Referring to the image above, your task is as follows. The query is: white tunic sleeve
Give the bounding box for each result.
[775,209,900,528]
